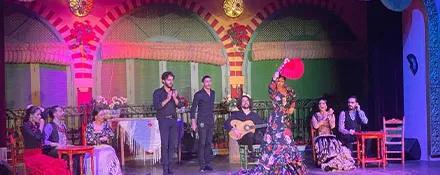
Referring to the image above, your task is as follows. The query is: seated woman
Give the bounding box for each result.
[85,107,122,175]
[311,99,355,171]
[21,105,44,155]
[23,105,70,175]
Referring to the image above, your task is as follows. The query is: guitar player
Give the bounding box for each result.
[224,95,266,160]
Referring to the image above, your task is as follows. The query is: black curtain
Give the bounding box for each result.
[366,1,404,131]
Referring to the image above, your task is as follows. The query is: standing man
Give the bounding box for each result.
[338,96,368,151]
[153,71,182,175]
[190,75,215,172]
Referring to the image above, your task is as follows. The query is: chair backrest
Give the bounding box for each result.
[310,122,316,142]
[383,117,404,141]
[383,116,405,164]
[310,119,317,163]
[6,129,17,169]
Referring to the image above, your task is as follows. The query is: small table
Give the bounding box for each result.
[57,145,95,175]
[354,131,386,168]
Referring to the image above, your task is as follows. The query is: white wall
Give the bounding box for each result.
[403,9,428,160]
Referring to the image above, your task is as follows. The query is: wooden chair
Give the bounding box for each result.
[351,140,358,163]
[239,144,262,170]
[310,121,343,164]
[383,117,405,164]
[310,122,317,164]
[6,130,17,175]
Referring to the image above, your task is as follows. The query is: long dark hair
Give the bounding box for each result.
[24,105,41,123]
[46,105,61,121]
[91,106,108,121]
[237,95,253,110]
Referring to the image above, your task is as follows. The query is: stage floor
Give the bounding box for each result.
[122,156,440,175]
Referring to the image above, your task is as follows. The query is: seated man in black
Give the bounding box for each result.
[224,95,265,160]
[43,106,80,175]
[338,96,368,151]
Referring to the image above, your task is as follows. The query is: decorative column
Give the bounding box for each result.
[126,59,136,104]
[30,64,41,105]
[224,23,249,164]
[159,61,167,87]
[69,21,98,105]
[225,23,249,98]
[190,62,199,100]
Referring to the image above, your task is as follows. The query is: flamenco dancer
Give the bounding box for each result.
[235,58,307,175]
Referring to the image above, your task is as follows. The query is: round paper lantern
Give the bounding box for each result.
[380,0,412,12]
[280,58,304,80]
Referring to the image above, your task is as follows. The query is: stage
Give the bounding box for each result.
[3,0,440,174]
[121,156,440,175]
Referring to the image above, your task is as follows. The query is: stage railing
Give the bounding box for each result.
[6,98,320,157]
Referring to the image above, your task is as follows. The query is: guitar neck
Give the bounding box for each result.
[250,124,268,129]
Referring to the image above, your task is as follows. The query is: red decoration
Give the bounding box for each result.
[280,58,305,80]
[147,122,153,128]
[24,149,70,175]
[227,23,249,48]
[178,96,189,108]
[77,87,92,105]
[70,20,98,58]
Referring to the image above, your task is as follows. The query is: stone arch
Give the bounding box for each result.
[4,5,71,65]
[95,4,229,104]
[242,3,360,98]
[222,0,366,96]
[4,3,72,107]
[246,0,365,43]
[94,0,227,44]
[5,0,71,41]
[68,0,230,103]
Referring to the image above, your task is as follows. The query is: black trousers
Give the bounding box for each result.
[158,118,177,170]
[197,121,214,168]
[43,146,80,175]
[237,133,259,146]
[340,134,356,151]
[237,132,263,152]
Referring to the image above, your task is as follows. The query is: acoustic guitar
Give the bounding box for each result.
[229,120,267,140]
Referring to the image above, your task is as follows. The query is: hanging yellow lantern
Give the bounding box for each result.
[68,0,94,17]
[223,0,244,18]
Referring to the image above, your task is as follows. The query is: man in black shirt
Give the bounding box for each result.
[153,71,182,175]
[190,75,216,172]
[225,95,265,160]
